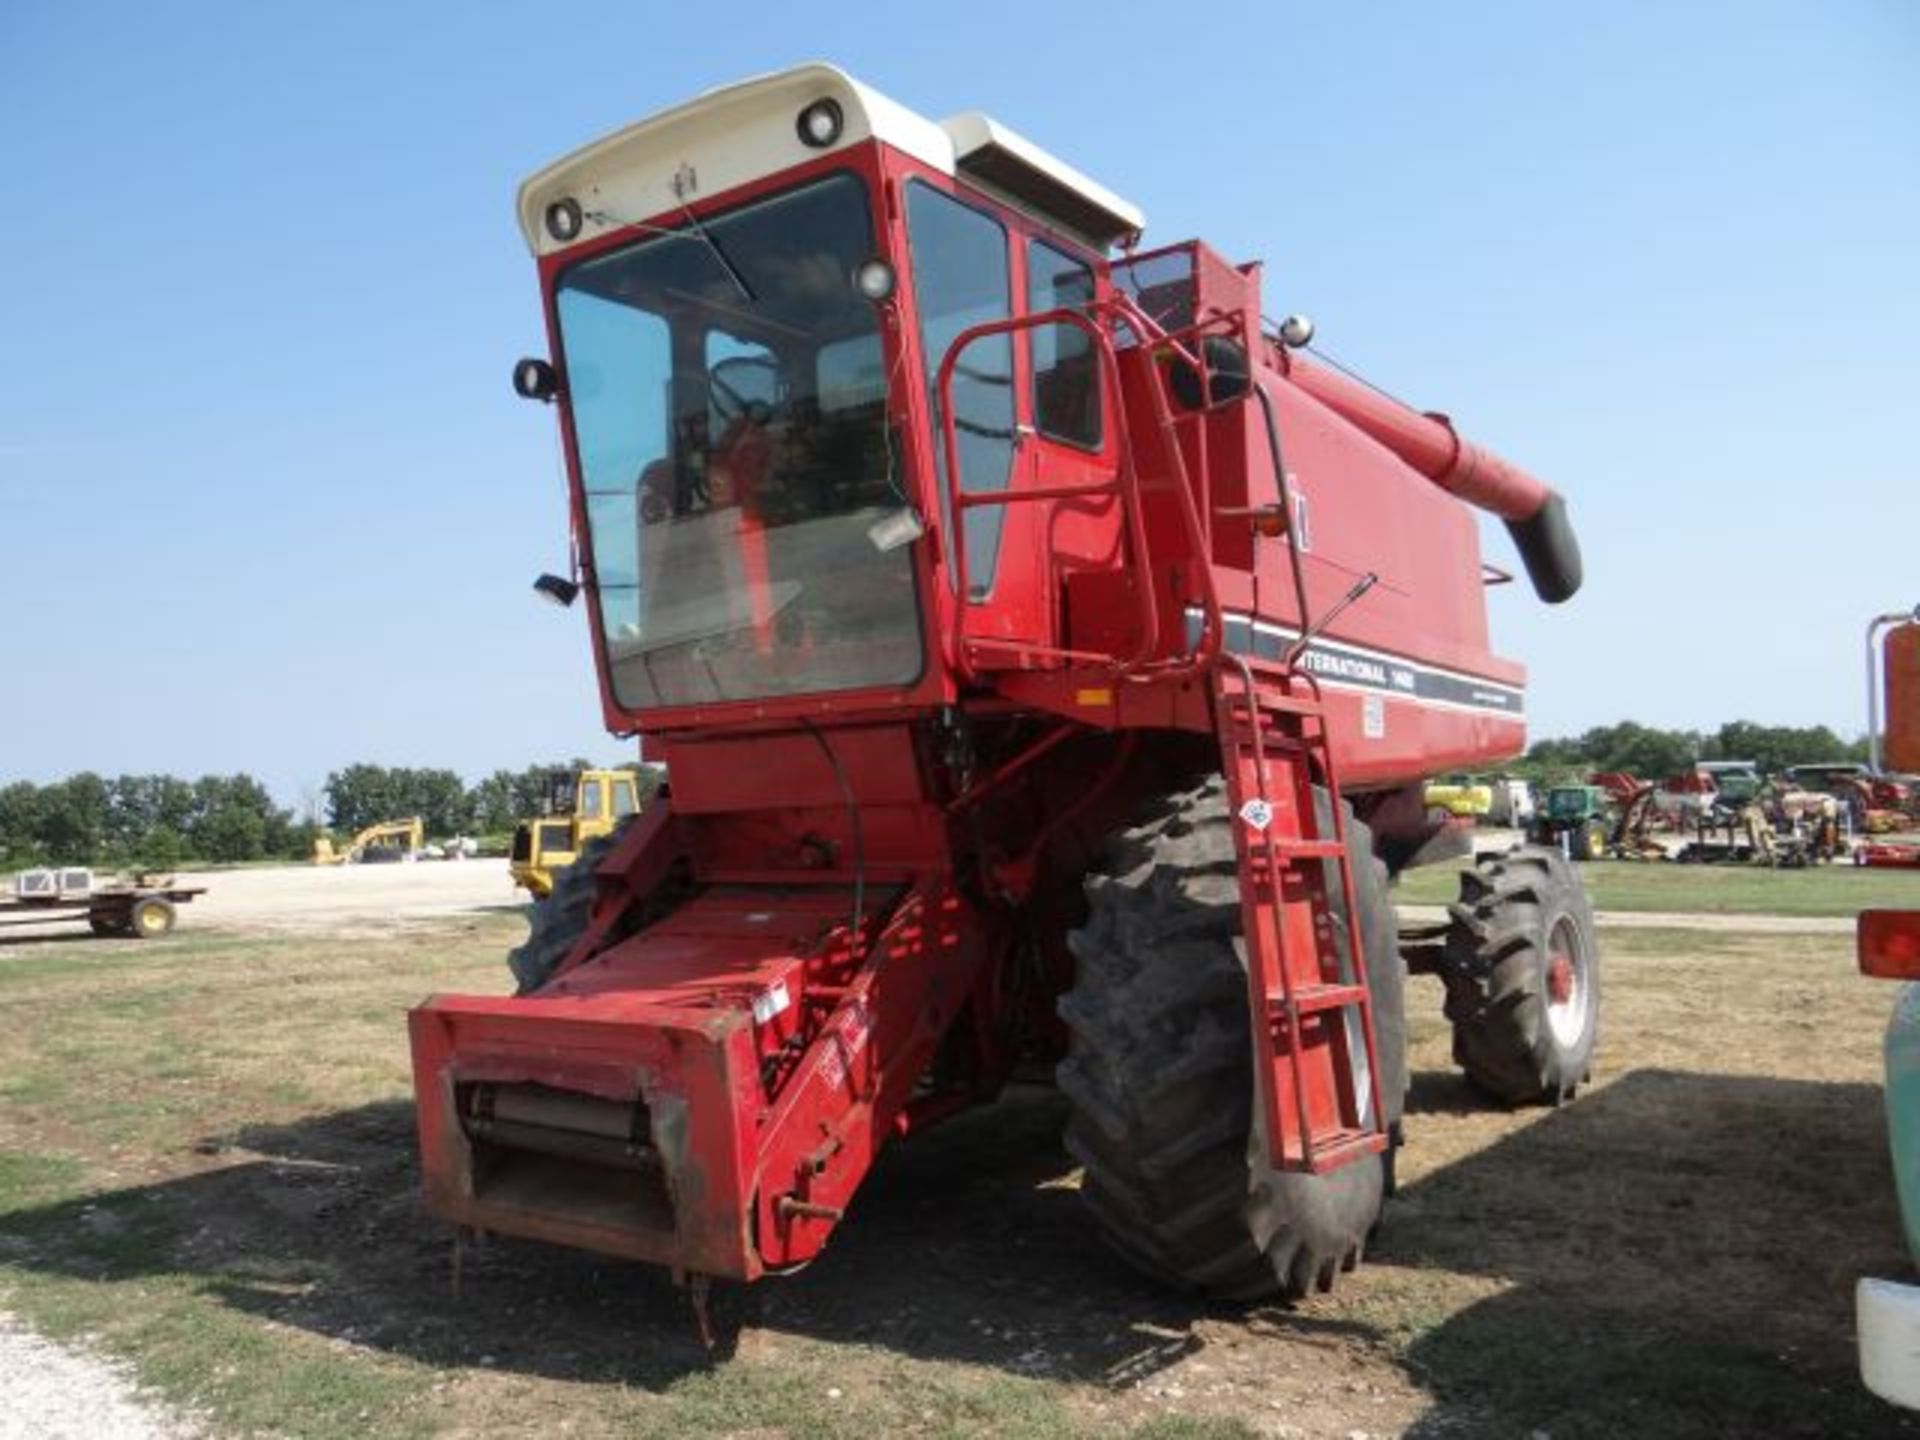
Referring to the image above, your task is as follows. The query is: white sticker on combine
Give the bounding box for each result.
[1363,694,1386,739]
[752,980,791,1026]
[1239,798,1274,832]
[817,1000,872,1094]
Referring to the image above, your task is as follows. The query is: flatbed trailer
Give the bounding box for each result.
[0,881,207,938]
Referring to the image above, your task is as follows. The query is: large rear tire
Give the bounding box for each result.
[1440,846,1600,1105]
[1057,777,1406,1300]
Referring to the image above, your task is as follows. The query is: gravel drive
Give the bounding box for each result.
[1396,902,1854,934]
[0,1311,198,1440]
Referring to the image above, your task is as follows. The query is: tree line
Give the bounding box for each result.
[0,724,1865,869]
[1513,720,1867,784]
[0,761,654,870]
[321,761,659,835]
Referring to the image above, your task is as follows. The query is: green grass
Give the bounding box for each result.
[1395,854,1919,916]
[2,896,1912,1438]
[0,922,1232,1440]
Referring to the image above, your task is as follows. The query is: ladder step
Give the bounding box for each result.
[1225,697,1328,725]
[1227,691,1327,719]
[1270,983,1369,1017]
[1250,838,1346,862]
[1304,1127,1388,1174]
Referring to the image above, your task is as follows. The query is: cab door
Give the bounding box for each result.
[905,185,1116,666]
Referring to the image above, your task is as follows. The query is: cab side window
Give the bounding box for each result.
[1027,240,1101,450]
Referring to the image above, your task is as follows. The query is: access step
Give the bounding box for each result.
[1269,983,1370,1018]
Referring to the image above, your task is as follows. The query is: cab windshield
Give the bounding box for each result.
[554,172,922,709]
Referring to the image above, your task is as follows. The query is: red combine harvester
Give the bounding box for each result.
[409,65,1600,1310]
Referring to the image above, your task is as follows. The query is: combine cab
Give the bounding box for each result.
[410,65,1600,1308]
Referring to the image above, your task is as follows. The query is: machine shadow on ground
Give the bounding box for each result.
[1385,1067,1918,1438]
[1,1069,1916,1434]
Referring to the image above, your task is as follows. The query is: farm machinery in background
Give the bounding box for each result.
[312,817,425,865]
[408,64,1602,1322]
[313,817,480,866]
[1527,783,1614,860]
[1423,775,1494,820]
[0,867,204,939]
[508,767,644,898]
[1538,764,1858,867]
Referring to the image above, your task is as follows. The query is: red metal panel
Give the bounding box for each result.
[409,994,763,1278]
[660,724,926,814]
[1887,623,1920,774]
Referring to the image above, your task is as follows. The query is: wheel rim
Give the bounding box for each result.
[139,908,166,935]
[1544,915,1590,1048]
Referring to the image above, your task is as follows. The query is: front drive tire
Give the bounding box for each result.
[1441,846,1600,1105]
[1057,777,1407,1300]
[508,829,624,995]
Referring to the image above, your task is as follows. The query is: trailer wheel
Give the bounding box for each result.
[129,897,176,939]
[1440,846,1599,1105]
[1058,777,1406,1300]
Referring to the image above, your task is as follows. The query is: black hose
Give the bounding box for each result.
[802,721,866,951]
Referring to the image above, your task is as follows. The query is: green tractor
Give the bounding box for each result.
[1527,784,1613,861]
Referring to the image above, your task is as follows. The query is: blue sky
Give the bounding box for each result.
[2,2,1914,806]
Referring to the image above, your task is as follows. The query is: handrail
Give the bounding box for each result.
[931,298,1228,686]
[934,306,1159,684]
[1105,290,1226,669]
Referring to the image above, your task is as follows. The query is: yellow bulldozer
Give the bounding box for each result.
[509,769,643,897]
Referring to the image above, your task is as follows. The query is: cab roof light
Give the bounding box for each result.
[1859,910,1920,980]
[544,197,584,243]
[796,98,844,149]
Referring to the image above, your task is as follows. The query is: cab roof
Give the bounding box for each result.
[516,63,1146,257]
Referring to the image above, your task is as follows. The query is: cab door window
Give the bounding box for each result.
[1026,240,1101,450]
[905,183,1015,595]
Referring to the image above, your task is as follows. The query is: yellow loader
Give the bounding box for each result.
[509,769,642,897]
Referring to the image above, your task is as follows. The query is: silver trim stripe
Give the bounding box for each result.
[1186,609,1527,719]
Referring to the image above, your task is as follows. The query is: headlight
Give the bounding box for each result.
[544,197,584,243]
[512,358,558,403]
[854,258,896,302]
[796,98,844,149]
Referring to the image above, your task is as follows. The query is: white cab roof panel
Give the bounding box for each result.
[517,63,1146,256]
[940,111,1144,249]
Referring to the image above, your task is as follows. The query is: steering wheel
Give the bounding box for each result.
[709,356,778,426]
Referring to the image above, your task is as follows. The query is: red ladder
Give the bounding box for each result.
[1212,654,1388,1174]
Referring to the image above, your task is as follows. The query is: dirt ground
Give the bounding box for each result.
[1,875,1917,1438]
[0,860,518,944]
[175,859,519,934]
